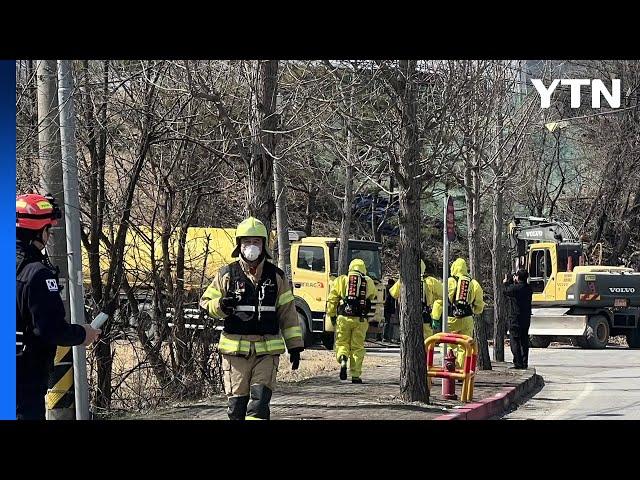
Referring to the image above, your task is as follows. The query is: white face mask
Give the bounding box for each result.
[242,244,261,262]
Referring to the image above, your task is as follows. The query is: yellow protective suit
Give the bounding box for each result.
[445,258,485,367]
[326,259,377,380]
[389,260,443,343]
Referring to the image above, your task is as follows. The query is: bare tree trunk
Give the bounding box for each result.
[78,61,112,413]
[371,193,382,243]
[492,179,506,361]
[338,84,355,276]
[96,68,159,409]
[465,162,492,370]
[272,76,289,277]
[247,60,278,232]
[338,163,353,275]
[610,182,640,264]
[466,168,481,281]
[396,60,428,403]
[389,173,395,208]
[160,187,185,371]
[26,60,38,176]
[174,225,189,383]
[94,232,177,397]
[492,107,507,363]
[80,60,108,306]
[274,151,291,281]
[304,181,316,236]
[161,188,175,301]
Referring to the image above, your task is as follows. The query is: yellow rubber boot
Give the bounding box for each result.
[349,320,369,379]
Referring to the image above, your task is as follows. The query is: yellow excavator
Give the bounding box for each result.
[508,216,640,349]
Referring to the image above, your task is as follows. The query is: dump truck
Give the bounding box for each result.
[81,227,385,348]
[508,216,640,349]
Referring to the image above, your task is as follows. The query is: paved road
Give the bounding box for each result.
[502,343,640,420]
[320,339,640,419]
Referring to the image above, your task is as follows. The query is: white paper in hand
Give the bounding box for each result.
[91,312,109,329]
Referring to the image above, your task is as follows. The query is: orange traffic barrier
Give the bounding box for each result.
[425,332,478,402]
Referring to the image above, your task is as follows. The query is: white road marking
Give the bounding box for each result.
[546,381,594,420]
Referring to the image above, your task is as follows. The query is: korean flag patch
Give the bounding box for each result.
[46,279,59,292]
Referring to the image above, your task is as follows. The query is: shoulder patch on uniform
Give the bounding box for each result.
[45,278,59,292]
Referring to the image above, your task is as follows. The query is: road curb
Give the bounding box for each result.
[434,370,542,420]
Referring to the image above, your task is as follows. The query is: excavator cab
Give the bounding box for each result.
[528,243,557,301]
[510,217,584,305]
[556,243,584,272]
[529,246,551,293]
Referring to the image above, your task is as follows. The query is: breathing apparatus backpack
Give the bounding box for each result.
[338,272,370,318]
[451,275,474,318]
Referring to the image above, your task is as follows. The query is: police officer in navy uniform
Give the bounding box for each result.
[16,193,101,420]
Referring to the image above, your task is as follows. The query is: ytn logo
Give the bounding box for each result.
[531,79,620,109]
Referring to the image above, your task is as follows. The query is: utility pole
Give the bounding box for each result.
[58,59,90,420]
[37,60,75,420]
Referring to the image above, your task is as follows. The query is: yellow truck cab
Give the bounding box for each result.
[288,231,384,349]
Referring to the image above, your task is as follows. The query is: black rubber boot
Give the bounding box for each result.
[339,355,348,380]
[352,377,363,384]
[246,385,273,420]
[227,395,249,420]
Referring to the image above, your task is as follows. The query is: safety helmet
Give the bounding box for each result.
[16,193,61,231]
[231,217,272,259]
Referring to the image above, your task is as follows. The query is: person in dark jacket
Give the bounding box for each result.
[16,193,101,420]
[383,278,396,342]
[503,269,533,369]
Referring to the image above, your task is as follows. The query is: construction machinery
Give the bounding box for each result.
[508,216,640,349]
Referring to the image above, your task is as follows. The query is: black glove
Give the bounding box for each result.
[289,347,303,370]
[330,316,337,326]
[432,318,442,333]
[220,296,239,315]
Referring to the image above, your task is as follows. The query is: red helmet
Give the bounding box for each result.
[16,193,61,230]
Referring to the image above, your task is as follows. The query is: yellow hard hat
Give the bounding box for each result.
[231,217,272,258]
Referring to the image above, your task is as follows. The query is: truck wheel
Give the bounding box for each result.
[321,332,335,350]
[529,335,551,348]
[625,328,640,349]
[297,310,313,348]
[570,336,588,348]
[585,315,609,349]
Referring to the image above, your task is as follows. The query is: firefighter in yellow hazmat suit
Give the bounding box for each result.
[436,257,485,368]
[326,258,377,383]
[389,259,443,342]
